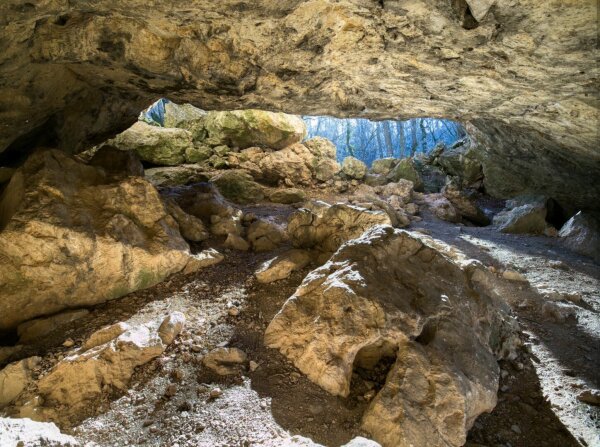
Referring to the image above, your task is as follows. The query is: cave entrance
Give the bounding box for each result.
[349,340,398,404]
[303,115,466,168]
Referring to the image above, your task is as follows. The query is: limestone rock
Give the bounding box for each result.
[558,212,600,262]
[224,233,250,251]
[0,417,78,446]
[265,225,518,447]
[38,314,184,414]
[164,198,209,242]
[144,165,209,187]
[247,219,285,252]
[371,158,398,176]
[313,157,342,182]
[182,249,224,275]
[288,201,392,254]
[386,158,424,191]
[304,137,341,182]
[17,310,90,344]
[443,183,490,225]
[109,121,194,166]
[202,110,306,149]
[0,357,40,406]
[493,201,547,234]
[257,143,314,186]
[0,150,191,330]
[202,347,247,375]
[380,180,414,204]
[87,145,144,179]
[342,157,367,180]
[268,188,306,204]
[163,101,207,131]
[210,170,265,204]
[255,249,312,283]
[82,322,129,351]
[423,194,461,223]
[435,138,482,187]
[184,144,213,163]
[304,137,337,159]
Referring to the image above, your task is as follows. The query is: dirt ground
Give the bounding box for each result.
[1,193,598,447]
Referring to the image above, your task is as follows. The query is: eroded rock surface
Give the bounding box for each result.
[0,150,191,330]
[265,225,518,447]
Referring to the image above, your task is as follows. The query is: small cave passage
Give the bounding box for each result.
[303,115,466,168]
[348,340,398,404]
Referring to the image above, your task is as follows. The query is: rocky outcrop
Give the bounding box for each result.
[210,170,265,204]
[559,212,600,262]
[255,249,312,283]
[144,165,209,187]
[37,313,184,417]
[265,225,518,447]
[287,201,392,255]
[0,150,191,330]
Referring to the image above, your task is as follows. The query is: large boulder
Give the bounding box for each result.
[109,121,194,166]
[265,225,518,447]
[210,170,265,204]
[288,201,392,255]
[493,197,548,234]
[386,158,424,191]
[257,143,314,186]
[255,249,312,283]
[202,110,306,149]
[37,313,184,419]
[87,145,144,180]
[370,158,398,176]
[0,356,40,406]
[0,150,191,330]
[422,193,461,223]
[559,211,600,262]
[443,183,490,225]
[304,137,341,182]
[342,156,368,180]
[435,138,482,187]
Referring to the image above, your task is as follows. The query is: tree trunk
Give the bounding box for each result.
[410,119,418,156]
[396,121,405,158]
[346,121,355,157]
[419,118,427,153]
[382,121,393,157]
[375,122,384,158]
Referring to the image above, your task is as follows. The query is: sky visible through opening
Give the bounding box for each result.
[303,116,466,167]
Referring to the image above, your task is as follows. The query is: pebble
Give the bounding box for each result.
[249,360,259,372]
[577,389,600,406]
[209,388,222,399]
[164,384,177,398]
[62,338,74,347]
[228,307,240,316]
[511,424,521,434]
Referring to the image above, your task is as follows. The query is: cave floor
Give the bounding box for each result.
[4,193,599,447]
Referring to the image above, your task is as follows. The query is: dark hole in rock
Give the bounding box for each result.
[462,6,480,30]
[415,319,438,345]
[349,340,398,403]
[0,116,59,167]
[546,198,570,229]
[54,14,69,26]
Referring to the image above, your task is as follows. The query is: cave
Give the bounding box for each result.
[0,1,598,446]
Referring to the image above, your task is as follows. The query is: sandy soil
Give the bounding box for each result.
[1,193,598,447]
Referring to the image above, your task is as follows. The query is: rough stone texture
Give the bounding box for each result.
[247,219,286,252]
[210,169,265,204]
[0,417,79,446]
[342,157,367,180]
[87,145,145,179]
[558,212,600,262]
[224,233,250,251]
[493,201,547,234]
[423,193,461,223]
[288,201,392,254]
[443,183,490,225]
[435,138,482,187]
[257,143,315,186]
[202,347,247,375]
[144,165,209,187]
[0,1,597,211]
[265,225,518,447]
[370,158,397,176]
[267,188,306,204]
[108,121,194,166]
[303,137,341,182]
[0,150,191,330]
[182,248,225,275]
[255,249,312,283]
[386,158,424,191]
[164,198,209,242]
[37,313,184,416]
[17,310,90,344]
[0,357,40,406]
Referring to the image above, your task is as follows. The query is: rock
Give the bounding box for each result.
[313,157,342,182]
[0,167,15,184]
[435,138,482,187]
[265,225,518,447]
[87,145,144,179]
[422,194,461,223]
[62,338,74,348]
[162,101,207,131]
[224,233,250,251]
[209,387,223,399]
[202,347,247,375]
[0,150,191,330]
[577,389,600,406]
[371,158,398,175]
[161,182,243,237]
[304,137,341,182]
[164,198,209,242]
[350,184,379,202]
[443,183,490,225]
[493,199,548,234]
[182,249,224,274]
[559,211,600,262]
[342,156,367,180]
[257,143,314,186]
[255,249,312,283]
[202,109,306,149]
[0,346,23,367]
[541,302,577,323]
[210,170,265,204]
[109,121,194,166]
[268,188,306,204]
[17,310,90,344]
[380,179,414,204]
[418,164,447,194]
[82,322,130,351]
[0,417,78,446]
[37,314,184,415]
[184,144,213,163]
[144,165,210,187]
[0,356,40,406]
[386,158,424,191]
[502,269,528,283]
[246,219,285,252]
[303,137,337,159]
[287,201,392,254]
